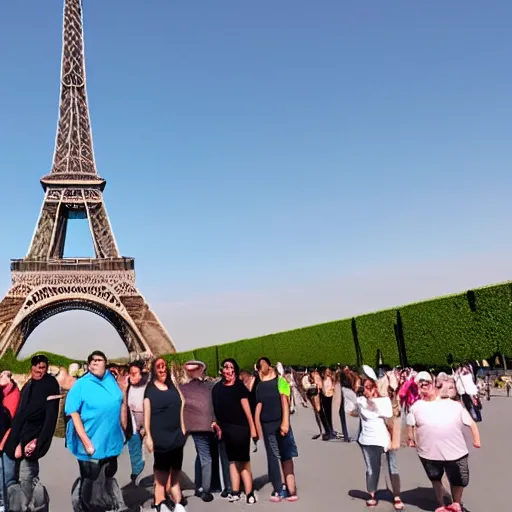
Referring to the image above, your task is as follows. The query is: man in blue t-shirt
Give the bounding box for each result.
[65,350,129,511]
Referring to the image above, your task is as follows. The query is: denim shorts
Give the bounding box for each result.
[263,422,299,461]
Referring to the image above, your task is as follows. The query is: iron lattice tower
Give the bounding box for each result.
[0,0,176,357]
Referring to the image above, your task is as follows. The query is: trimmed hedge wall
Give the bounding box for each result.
[0,350,81,374]
[187,282,512,374]
[2,282,511,376]
[355,309,401,367]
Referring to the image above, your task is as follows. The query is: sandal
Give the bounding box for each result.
[366,498,378,508]
[394,497,405,510]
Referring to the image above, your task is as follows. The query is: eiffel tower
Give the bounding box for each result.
[0,0,176,358]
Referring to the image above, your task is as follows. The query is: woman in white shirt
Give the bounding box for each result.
[353,378,403,510]
[455,365,482,422]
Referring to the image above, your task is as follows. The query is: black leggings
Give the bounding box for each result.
[321,394,333,433]
[338,398,350,441]
[78,457,118,480]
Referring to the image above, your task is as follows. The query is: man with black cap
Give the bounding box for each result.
[3,354,61,506]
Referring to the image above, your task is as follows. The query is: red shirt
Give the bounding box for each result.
[3,383,21,419]
[0,383,21,450]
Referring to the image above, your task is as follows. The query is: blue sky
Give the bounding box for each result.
[1,1,511,358]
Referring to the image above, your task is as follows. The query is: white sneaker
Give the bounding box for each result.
[174,504,187,512]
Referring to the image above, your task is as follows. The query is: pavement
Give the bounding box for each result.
[41,396,509,511]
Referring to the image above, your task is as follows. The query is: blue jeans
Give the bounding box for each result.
[192,433,213,493]
[0,455,39,504]
[360,445,399,494]
[194,436,231,493]
[262,422,298,493]
[127,432,144,476]
[2,453,16,493]
[218,439,231,492]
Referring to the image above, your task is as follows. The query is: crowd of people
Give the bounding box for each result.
[0,353,489,512]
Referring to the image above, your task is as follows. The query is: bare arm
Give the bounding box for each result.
[469,419,481,448]
[255,402,263,441]
[143,397,154,452]
[280,393,290,435]
[120,393,128,431]
[178,387,186,435]
[70,412,94,455]
[241,398,257,438]
[407,425,416,447]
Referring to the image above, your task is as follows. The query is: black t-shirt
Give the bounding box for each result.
[256,377,282,423]
[212,379,250,427]
[247,374,260,416]
[144,383,185,452]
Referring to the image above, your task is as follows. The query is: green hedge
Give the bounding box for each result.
[401,283,512,366]
[3,282,511,373]
[356,310,401,367]
[199,282,512,370]
[0,350,81,374]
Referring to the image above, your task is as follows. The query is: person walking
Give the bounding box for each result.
[180,360,217,503]
[285,368,307,414]
[407,371,481,512]
[144,358,187,512]
[353,375,403,510]
[3,354,61,510]
[125,360,149,486]
[336,369,352,442]
[211,359,257,504]
[0,370,20,509]
[302,372,328,440]
[65,350,129,512]
[321,368,335,438]
[255,357,299,503]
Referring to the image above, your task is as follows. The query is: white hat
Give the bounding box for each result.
[183,360,206,373]
[362,364,377,381]
[414,371,433,384]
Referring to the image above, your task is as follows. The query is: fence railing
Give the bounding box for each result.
[10,258,135,272]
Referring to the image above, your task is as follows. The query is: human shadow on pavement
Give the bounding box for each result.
[122,472,196,511]
[349,487,438,511]
[122,472,269,510]
[399,487,438,510]
[253,474,270,491]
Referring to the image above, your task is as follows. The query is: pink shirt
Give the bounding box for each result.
[408,398,472,461]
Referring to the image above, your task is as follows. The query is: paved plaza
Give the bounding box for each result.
[42,397,508,511]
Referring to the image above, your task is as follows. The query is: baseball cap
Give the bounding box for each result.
[415,371,433,384]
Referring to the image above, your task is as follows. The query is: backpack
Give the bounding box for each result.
[7,477,49,512]
[71,468,129,512]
